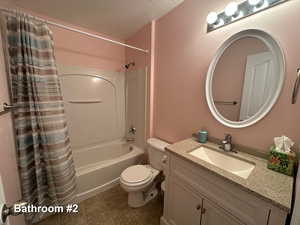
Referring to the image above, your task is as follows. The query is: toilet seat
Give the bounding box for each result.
[121,165,153,186]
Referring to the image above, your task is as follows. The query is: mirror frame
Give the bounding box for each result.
[206,29,285,128]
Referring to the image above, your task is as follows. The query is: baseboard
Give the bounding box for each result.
[76,177,120,203]
[160,216,170,225]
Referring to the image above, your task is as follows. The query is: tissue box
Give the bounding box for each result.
[267,146,296,176]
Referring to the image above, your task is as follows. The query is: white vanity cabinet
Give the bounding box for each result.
[161,151,289,225]
[167,178,202,225]
[167,176,243,225]
[201,199,243,225]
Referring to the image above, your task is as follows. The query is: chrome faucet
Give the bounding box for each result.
[128,126,136,135]
[126,126,136,142]
[220,134,236,153]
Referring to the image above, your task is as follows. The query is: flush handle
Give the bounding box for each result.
[162,155,168,164]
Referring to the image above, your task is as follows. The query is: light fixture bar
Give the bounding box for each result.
[207,0,287,33]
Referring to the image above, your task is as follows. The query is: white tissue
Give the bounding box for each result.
[274,136,294,153]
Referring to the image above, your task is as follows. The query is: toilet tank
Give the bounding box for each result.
[147,138,170,171]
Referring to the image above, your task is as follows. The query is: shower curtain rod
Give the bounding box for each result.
[0,7,149,53]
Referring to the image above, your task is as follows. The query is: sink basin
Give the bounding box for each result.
[189,146,255,179]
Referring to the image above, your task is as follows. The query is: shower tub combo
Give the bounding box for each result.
[58,66,146,202]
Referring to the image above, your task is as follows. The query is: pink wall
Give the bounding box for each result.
[0,0,126,72]
[126,23,151,70]
[52,26,125,72]
[213,37,268,121]
[153,0,300,152]
[0,33,25,225]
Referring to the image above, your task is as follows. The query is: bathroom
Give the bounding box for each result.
[0,0,299,224]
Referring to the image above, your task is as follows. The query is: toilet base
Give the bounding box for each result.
[128,184,158,208]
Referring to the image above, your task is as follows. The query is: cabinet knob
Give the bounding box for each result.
[196,204,201,210]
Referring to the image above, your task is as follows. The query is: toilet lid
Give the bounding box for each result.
[121,165,152,184]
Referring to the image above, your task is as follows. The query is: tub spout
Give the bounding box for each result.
[126,138,135,142]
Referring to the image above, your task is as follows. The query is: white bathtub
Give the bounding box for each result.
[73,140,144,202]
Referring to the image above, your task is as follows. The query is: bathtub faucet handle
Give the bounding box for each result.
[129,126,136,135]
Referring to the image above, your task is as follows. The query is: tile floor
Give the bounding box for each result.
[36,185,163,225]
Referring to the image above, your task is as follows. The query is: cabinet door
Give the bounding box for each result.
[168,179,203,225]
[201,199,244,225]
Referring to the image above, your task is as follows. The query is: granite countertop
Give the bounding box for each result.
[165,138,294,212]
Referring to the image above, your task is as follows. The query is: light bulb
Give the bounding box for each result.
[207,12,218,25]
[248,0,264,6]
[225,2,239,17]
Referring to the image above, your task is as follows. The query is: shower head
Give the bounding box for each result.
[125,62,135,69]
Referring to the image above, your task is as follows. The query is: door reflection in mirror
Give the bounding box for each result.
[212,37,278,122]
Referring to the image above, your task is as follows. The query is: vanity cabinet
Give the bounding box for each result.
[167,176,243,225]
[168,179,202,225]
[201,199,243,225]
[161,151,289,225]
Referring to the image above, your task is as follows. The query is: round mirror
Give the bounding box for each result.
[206,30,285,128]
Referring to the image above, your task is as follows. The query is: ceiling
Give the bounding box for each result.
[11,0,184,40]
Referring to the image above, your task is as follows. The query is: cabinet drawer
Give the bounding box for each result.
[170,154,270,225]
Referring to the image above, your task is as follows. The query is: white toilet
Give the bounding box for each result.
[120,138,169,208]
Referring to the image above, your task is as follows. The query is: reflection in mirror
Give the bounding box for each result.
[212,37,278,122]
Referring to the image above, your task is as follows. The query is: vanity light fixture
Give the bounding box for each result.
[225,2,239,17]
[248,0,265,6]
[207,12,225,28]
[249,0,270,12]
[206,12,218,25]
[207,0,286,32]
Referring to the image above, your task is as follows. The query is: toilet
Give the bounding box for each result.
[120,138,169,208]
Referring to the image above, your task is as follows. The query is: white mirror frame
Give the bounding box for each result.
[206,29,285,128]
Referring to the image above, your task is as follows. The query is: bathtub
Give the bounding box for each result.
[73,140,144,202]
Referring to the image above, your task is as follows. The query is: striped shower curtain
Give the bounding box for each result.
[1,12,76,223]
